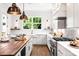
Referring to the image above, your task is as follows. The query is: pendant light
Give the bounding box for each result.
[7,3,21,15]
[20,3,28,20]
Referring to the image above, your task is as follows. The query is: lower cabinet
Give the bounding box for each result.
[31,34,47,44]
[57,43,76,56]
[25,34,47,56]
[47,35,52,50]
[15,47,26,56]
[21,47,26,56]
[17,34,47,56]
[26,40,32,56]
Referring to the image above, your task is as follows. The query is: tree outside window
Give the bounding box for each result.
[23,16,41,29]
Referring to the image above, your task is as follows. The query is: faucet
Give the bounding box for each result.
[31,30,33,34]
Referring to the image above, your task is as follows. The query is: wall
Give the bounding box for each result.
[10,10,52,35]
[66,3,79,38]
[0,3,53,35]
[0,3,11,34]
[52,3,79,38]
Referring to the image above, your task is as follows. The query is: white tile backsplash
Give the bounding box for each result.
[53,28,79,39]
[62,28,79,39]
[64,28,76,38]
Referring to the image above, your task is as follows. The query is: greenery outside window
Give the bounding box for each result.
[23,16,41,29]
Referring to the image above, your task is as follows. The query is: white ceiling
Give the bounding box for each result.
[0,3,61,11]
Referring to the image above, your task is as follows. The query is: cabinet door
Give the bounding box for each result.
[47,36,51,50]
[57,43,76,56]
[26,40,32,56]
[67,4,74,28]
[74,4,79,27]
[31,34,47,44]
[67,4,79,28]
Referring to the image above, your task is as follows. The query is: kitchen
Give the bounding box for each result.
[0,3,79,56]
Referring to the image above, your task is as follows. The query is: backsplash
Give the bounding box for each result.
[63,28,77,38]
[54,28,79,39]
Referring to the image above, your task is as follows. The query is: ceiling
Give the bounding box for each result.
[0,3,61,11]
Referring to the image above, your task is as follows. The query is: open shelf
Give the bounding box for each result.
[10,28,20,30]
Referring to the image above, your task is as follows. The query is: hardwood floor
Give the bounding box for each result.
[30,45,50,56]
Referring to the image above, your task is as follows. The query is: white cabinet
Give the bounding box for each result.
[47,34,53,50]
[73,4,79,27]
[67,4,74,28]
[25,34,47,56]
[67,4,79,28]
[26,39,32,56]
[31,34,47,44]
[57,43,76,56]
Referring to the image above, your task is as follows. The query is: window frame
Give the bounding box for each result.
[23,16,42,29]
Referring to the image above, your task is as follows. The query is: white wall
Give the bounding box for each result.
[0,13,2,32]
[10,10,53,35]
[0,3,11,34]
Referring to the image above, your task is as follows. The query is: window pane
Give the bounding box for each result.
[23,24,32,29]
[25,17,32,23]
[38,17,41,23]
[23,17,32,29]
[33,17,38,23]
[33,24,41,29]
[33,17,41,23]
[23,17,41,29]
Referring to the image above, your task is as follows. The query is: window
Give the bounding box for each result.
[23,17,41,29]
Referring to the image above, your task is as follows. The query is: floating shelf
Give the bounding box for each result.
[10,28,20,30]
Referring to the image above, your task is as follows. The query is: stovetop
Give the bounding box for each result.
[53,37,74,41]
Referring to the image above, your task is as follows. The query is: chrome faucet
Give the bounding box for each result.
[31,30,33,34]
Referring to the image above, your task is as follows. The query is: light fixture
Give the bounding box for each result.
[7,3,21,15]
[20,3,28,20]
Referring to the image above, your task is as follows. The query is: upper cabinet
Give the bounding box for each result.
[67,3,79,28]
[67,4,74,28]
[74,4,79,27]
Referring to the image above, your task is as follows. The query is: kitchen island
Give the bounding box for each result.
[0,36,30,56]
[57,41,79,56]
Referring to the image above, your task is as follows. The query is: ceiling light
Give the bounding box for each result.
[7,3,21,15]
[20,3,28,20]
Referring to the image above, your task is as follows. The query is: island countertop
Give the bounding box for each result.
[0,36,30,56]
[58,41,79,56]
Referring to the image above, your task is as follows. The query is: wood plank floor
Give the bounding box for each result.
[30,45,50,56]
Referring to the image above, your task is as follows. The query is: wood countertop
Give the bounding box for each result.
[0,38,29,56]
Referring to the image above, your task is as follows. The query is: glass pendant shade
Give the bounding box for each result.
[7,3,21,15]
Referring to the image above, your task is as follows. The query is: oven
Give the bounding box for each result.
[48,36,73,56]
[49,39,57,56]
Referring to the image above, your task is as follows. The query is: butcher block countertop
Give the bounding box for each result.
[0,36,29,56]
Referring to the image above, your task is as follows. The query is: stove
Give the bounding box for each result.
[53,37,74,41]
[49,37,73,56]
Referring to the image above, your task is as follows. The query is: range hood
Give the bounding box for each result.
[57,17,66,20]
